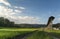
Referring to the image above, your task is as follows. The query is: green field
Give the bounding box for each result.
[26,30,60,39]
[0,28,60,39]
[26,31,53,39]
[0,31,28,39]
[0,28,37,39]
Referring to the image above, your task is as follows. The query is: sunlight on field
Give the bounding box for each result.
[45,29,60,33]
[0,28,37,31]
[0,28,36,39]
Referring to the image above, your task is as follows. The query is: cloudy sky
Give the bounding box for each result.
[0,0,60,24]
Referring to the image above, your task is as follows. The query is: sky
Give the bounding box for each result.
[0,0,60,24]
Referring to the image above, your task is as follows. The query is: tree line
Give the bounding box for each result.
[0,17,14,27]
[0,17,59,28]
[0,17,41,28]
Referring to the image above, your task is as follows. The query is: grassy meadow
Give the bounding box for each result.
[0,28,60,39]
[0,28,37,39]
[26,29,60,39]
[26,31,53,39]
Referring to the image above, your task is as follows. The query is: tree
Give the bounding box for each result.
[0,17,15,27]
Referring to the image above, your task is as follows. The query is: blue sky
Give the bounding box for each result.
[0,0,60,24]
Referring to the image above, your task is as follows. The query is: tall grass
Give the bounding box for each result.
[26,31,53,39]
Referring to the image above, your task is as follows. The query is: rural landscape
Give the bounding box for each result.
[0,0,60,39]
[0,16,60,39]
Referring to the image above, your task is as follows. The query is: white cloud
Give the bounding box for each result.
[19,7,25,9]
[53,17,60,24]
[5,15,40,24]
[0,5,14,17]
[14,10,22,13]
[10,16,40,24]
[0,0,11,6]
[14,6,19,8]
[0,0,41,24]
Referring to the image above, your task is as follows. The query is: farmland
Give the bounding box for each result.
[0,28,37,39]
[26,29,60,39]
[0,28,60,39]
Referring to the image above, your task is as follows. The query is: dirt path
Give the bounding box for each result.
[8,30,37,39]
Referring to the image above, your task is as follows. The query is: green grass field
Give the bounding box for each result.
[0,28,60,39]
[0,28,37,39]
[0,31,27,39]
[26,31,53,39]
[26,30,60,39]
